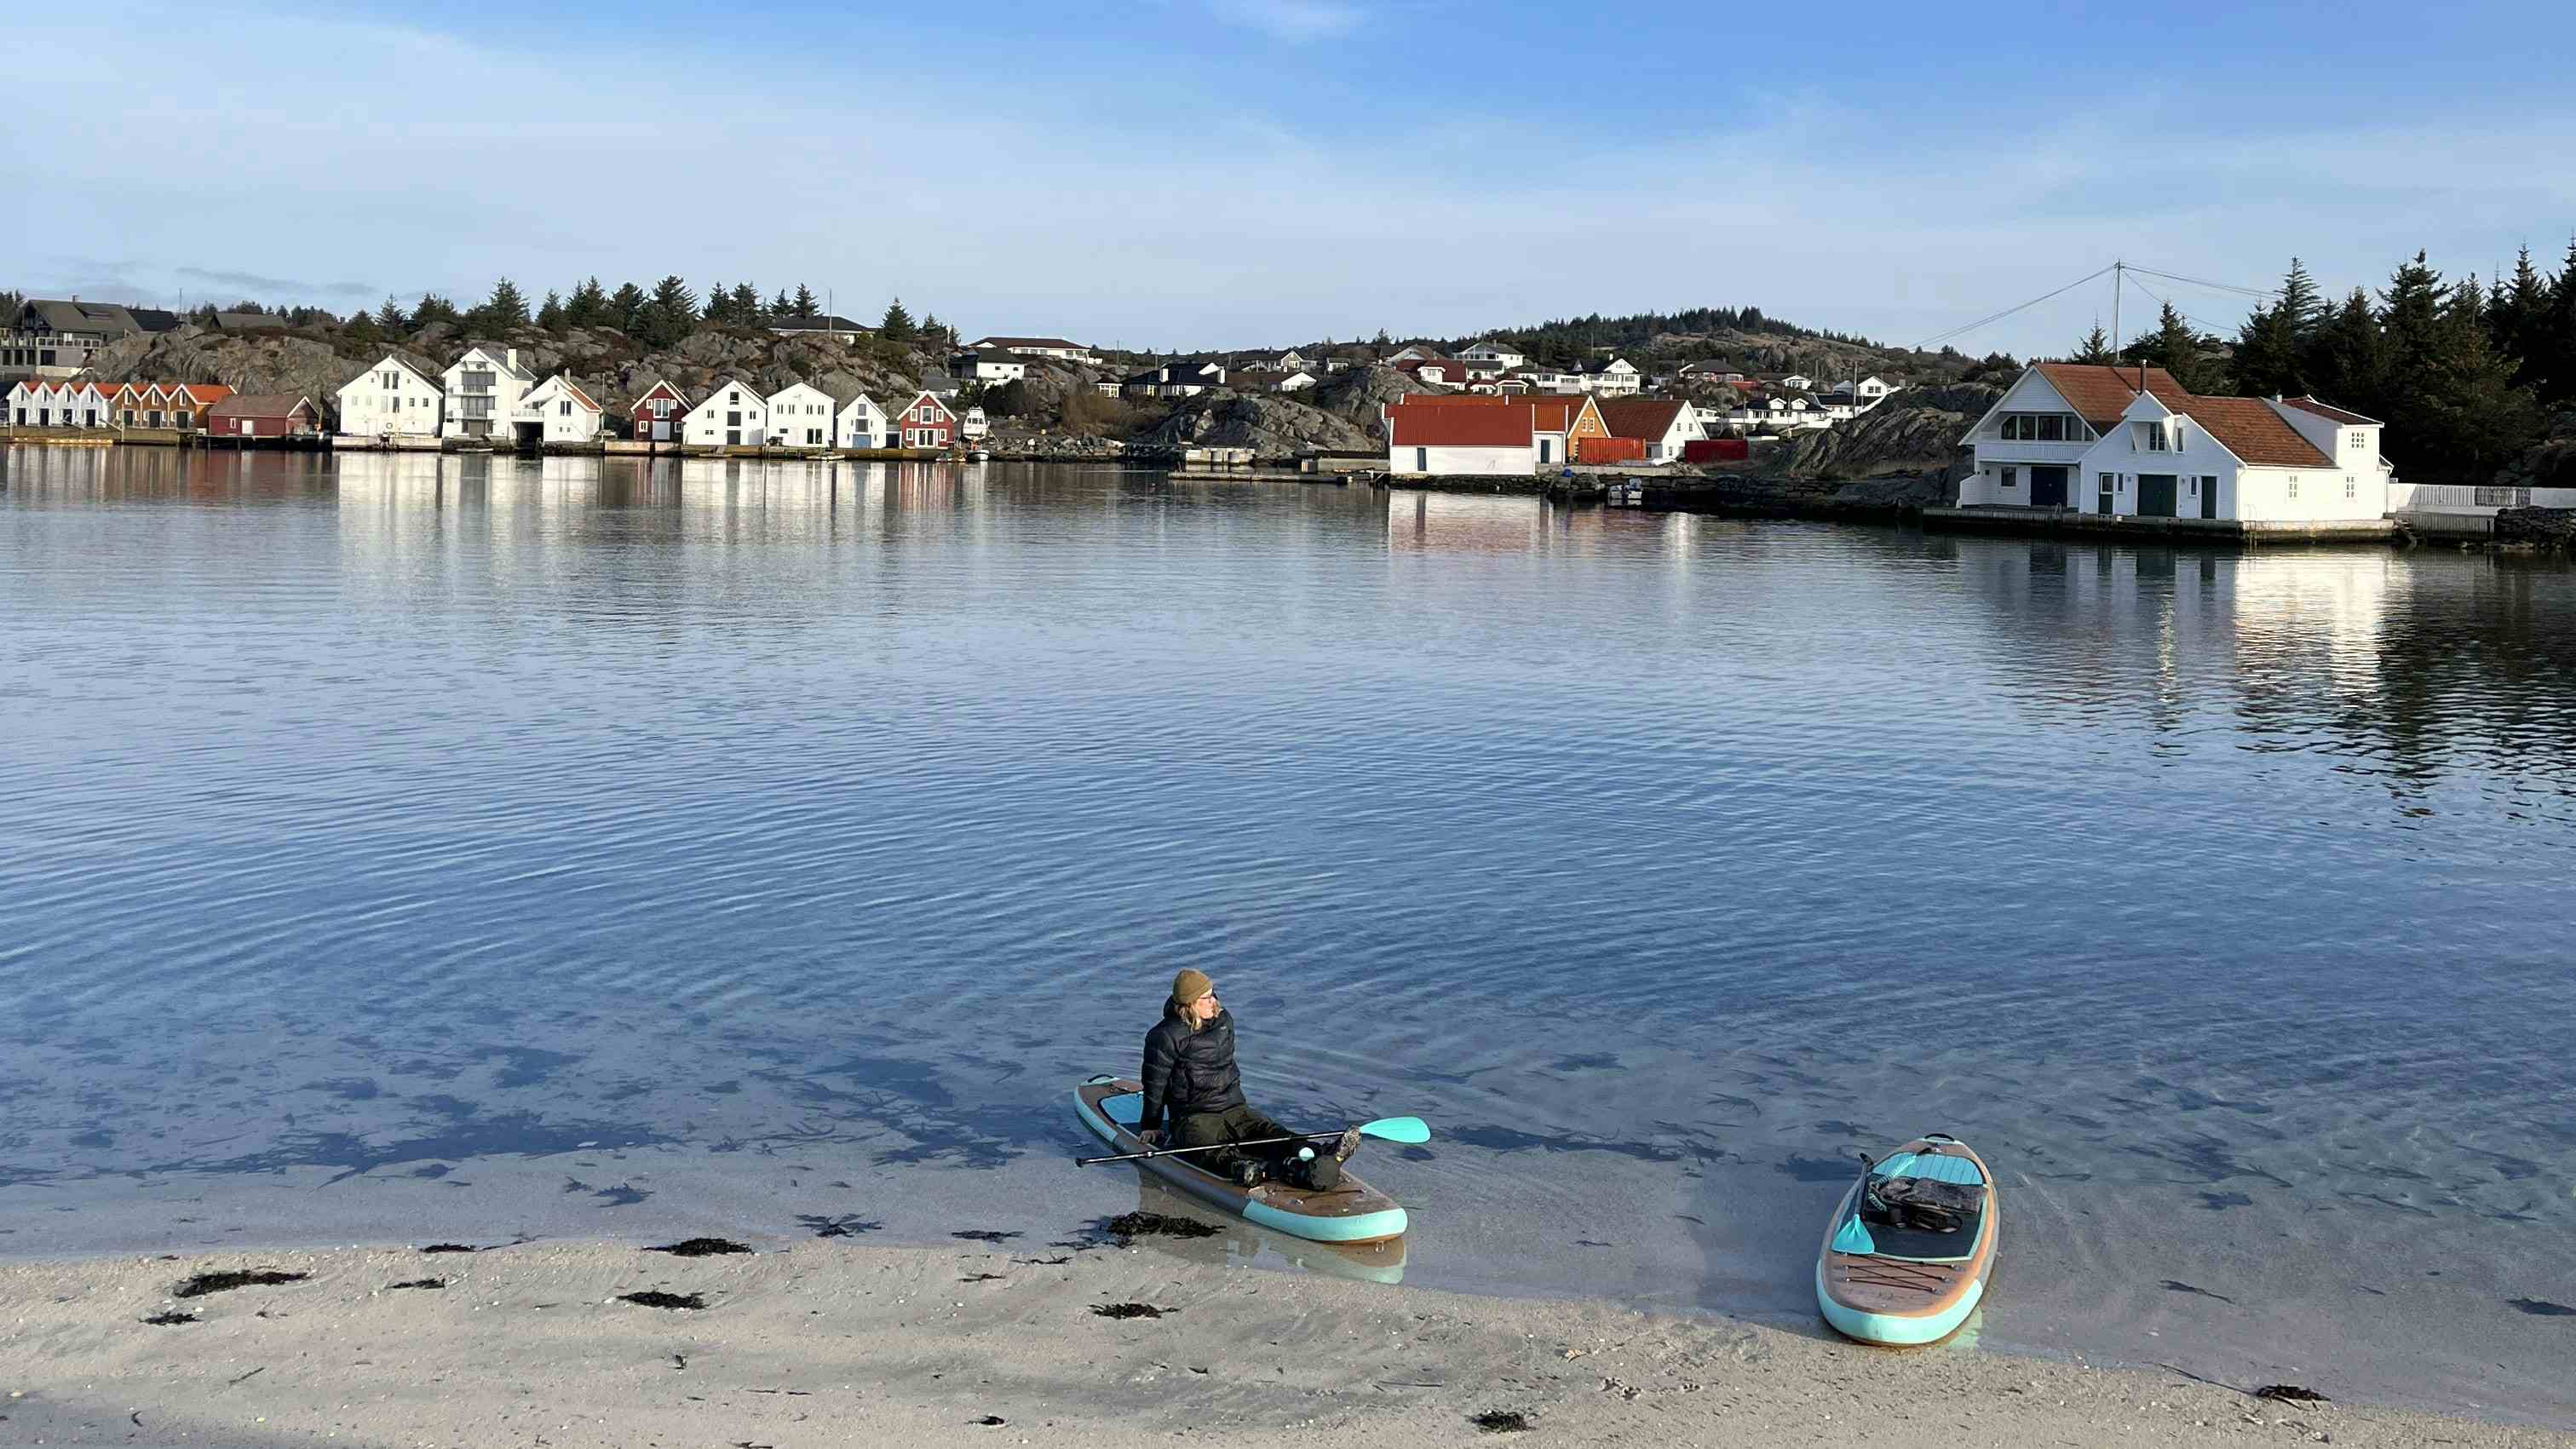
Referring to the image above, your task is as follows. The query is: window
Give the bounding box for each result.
[2345,477,2355,498]
[2349,430,2366,451]
[2288,476,2300,499]
[2001,466,2018,489]
[2036,414,2063,442]
[559,400,571,416]
[729,390,740,403]
[2146,423,2169,451]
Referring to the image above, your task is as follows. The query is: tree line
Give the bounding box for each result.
[334,279,952,354]
[1465,305,1854,367]
[2062,244,2575,480]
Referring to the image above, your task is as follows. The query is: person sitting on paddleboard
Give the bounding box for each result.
[1140,969,1359,1191]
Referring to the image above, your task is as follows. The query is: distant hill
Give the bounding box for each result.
[1391,306,2017,389]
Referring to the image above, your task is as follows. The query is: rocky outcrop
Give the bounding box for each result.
[1140,391,1376,458]
[2492,409,2576,491]
[2492,506,2576,546]
[79,319,949,428]
[1768,382,1999,483]
[1306,365,1427,433]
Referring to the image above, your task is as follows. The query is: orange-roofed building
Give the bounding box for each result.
[1958,363,2392,523]
[1386,400,1536,476]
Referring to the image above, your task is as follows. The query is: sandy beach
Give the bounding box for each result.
[3,1237,2566,1449]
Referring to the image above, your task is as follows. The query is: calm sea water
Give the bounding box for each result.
[4,446,2573,1422]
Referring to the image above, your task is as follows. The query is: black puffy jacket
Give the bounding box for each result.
[1141,1007,1246,1130]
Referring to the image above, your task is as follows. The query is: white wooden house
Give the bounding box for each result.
[440,347,535,440]
[515,375,602,444]
[336,354,444,441]
[1459,340,1527,369]
[764,382,837,446]
[683,377,769,447]
[1956,363,2391,522]
[1386,401,1535,476]
[1577,357,1642,396]
[833,389,886,450]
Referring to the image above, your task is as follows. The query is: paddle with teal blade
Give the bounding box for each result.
[1831,1212,1877,1256]
[1077,1115,1431,1166]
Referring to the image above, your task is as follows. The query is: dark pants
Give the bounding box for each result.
[1173,1104,1295,1177]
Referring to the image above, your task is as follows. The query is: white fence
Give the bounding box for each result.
[2389,483,2576,515]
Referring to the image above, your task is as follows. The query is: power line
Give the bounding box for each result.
[2120,272,2232,338]
[1911,263,2118,352]
[2123,264,2274,300]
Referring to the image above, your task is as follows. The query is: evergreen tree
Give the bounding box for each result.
[374,296,409,333]
[2541,236,2576,405]
[646,276,699,347]
[880,297,917,342]
[732,282,762,323]
[2378,250,2448,382]
[411,292,462,329]
[2274,257,2324,341]
[565,276,609,328]
[702,282,731,324]
[536,289,565,331]
[2418,272,2542,479]
[2070,321,2114,365]
[342,309,383,345]
[792,283,819,317]
[922,312,949,349]
[771,288,794,319]
[611,281,649,340]
[471,275,530,332]
[2309,289,2388,422]
[2130,302,2221,393]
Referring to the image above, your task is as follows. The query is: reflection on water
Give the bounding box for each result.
[6,446,2576,1422]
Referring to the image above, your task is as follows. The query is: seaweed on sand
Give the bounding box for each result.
[618,1291,707,1310]
[387,1278,446,1291]
[1101,1211,1218,1241]
[141,1311,198,1325]
[1470,1410,1532,1433]
[649,1238,752,1257]
[1090,1302,1166,1320]
[174,1269,309,1299]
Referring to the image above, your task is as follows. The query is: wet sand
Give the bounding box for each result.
[3,1239,2566,1448]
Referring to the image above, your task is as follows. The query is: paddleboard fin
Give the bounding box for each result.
[1831,1213,1876,1256]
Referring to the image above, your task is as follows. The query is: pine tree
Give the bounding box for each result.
[2275,257,2324,342]
[564,276,608,328]
[880,297,917,342]
[2378,250,2448,381]
[2309,289,2386,414]
[2071,322,2115,365]
[732,283,762,323]
[611,282,649,340]
[701,282,730,324]
[536,289,565,331]
[922,312,948,349]
[2136,302,2220,393]
[792,283,819,317]
[411,292,461,330]
[771,288,794,319]
[374,296,409,333]
[2540,236,2576,405]
[464,277,530,336]
[342,309,382,345]
[2420,271,2542,480]
[647,276,699,347]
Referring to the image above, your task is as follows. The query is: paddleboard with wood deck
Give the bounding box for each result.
[1815,1133,1998,1346]
[1072,1075,1409,1245]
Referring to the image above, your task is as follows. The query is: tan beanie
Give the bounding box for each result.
[1170,969,1214,1006]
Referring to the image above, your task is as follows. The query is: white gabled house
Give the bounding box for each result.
[515,376,602,444]
[832,388,885,451]
[765,381,837,446]
[1459,340,1527,369]
[1578,357,1642,395]
[1956,363,2391,523]
[440,346,536,440]
[336,354,445,440]
[683,377,769,446]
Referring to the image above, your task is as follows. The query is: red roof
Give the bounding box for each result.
[1596,399,1690,440]
[1389,405,1533,447]
[2277,395,2378,426]
[1396,393,1587,432]
[2182,396,2333,468]
[2029,363,2193,431]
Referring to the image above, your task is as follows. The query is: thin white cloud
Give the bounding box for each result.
[1206,0,1363,43]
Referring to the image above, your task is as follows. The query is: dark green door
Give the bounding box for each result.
[2030,465,2068,508]
[2138,474,2178,518]
[2199,474,2219,519]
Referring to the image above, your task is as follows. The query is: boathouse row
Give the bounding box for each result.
[1956,362,2389,525]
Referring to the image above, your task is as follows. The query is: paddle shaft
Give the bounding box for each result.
[1077,1129,1347,1168]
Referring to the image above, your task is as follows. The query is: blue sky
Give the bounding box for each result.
[11,0,2575,358]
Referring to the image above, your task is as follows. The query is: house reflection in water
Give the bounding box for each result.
[1952,536,2576,797]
